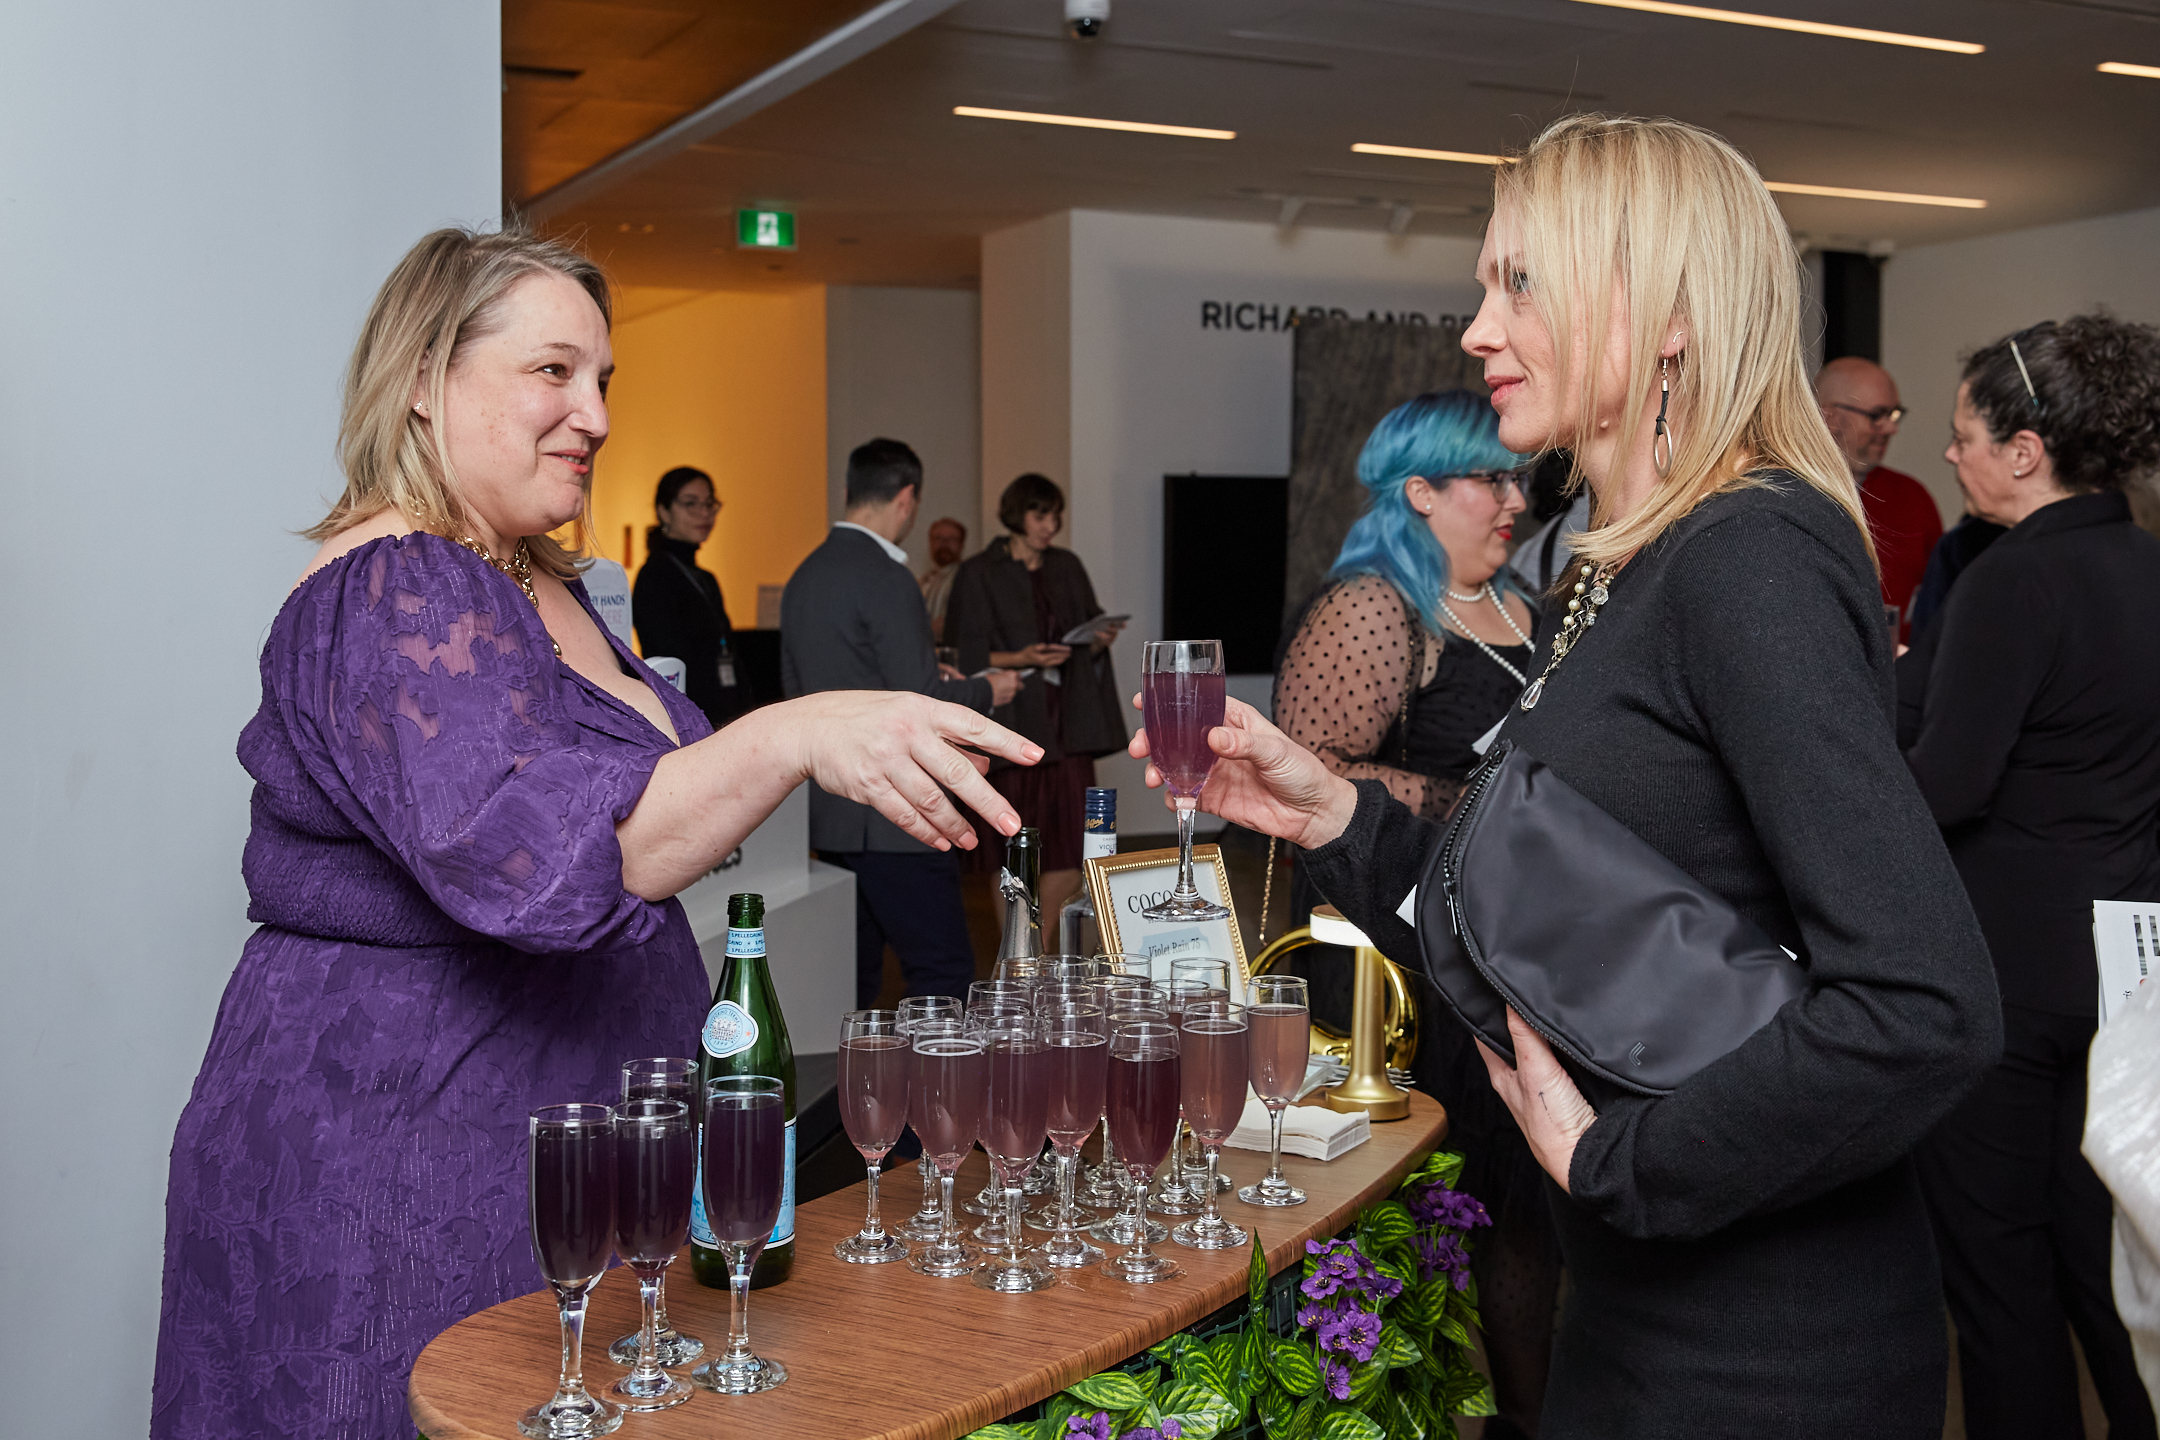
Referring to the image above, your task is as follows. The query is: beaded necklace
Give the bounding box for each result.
[1519,558,1617,711]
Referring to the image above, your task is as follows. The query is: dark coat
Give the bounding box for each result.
[1901,489,2160,1015]
[1307,479,1998,1437]
[943,539,1128,764]
[632,534,746,729]
[780,525,994,853]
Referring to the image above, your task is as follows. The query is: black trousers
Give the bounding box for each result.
[1915,1003,2157,1440]
[817,849,978,1008]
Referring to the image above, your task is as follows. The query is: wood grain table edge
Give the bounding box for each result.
[411,1093,1445,1440]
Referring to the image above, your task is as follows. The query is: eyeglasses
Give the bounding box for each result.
[670,497,721,514]
[1449,469,1530,500]
[1825,401,1905,429]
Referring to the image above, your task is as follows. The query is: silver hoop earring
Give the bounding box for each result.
[1653,356,1675,478]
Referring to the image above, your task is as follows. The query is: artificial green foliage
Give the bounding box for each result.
[963,1151,1492,1440]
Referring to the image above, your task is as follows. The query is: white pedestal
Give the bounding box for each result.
[674,785,858,1044]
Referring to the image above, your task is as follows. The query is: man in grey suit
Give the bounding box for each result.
[783,438,1022,1005]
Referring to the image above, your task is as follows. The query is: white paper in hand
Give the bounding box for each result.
[2093,900,2159,1025]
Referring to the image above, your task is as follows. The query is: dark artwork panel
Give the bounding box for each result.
[1163,474,1289,675]
[1286,317,1487,632]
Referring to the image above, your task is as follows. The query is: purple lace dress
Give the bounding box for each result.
[151,534,714,1439]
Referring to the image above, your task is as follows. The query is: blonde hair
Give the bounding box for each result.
[1492,114,1871,571]
[308,225,613,579]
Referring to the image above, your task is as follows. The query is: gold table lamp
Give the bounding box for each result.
[1308,904,1413,1121]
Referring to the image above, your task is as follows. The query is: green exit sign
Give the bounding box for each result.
[736,209,797,251]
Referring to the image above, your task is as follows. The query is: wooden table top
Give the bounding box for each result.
[410,1091,1446,1440]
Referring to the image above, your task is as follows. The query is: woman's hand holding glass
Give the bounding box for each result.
[1128,694,1358,853]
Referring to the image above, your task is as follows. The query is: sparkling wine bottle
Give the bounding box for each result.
[692,893,797,1290]
[1057,788,1116,955]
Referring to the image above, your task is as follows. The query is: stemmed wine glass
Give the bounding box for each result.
[1078,973,1155,1207]
[964,990,1034,1226]
[1102,1020,1184,1283]
[905,1023,986,1278]
[688,1076,788,1395]
[1146,978,1214,1217]
[1088,995,1172,1248]
[975,1015,1057,1292]
[1170,958,1234,1195]
[894,997,961,1243]
[834,1010,910,1264]
[1138,639,1230,921]
[521,1104,622,1438]
[1033,1006,1109,1265]
[1237,975,1311,1208]
[607,1099,695,1413]
[1174,1002,1251,1250]
[609,1058,703,1370]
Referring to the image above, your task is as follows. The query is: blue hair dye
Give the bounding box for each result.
[1327,388,1526,632]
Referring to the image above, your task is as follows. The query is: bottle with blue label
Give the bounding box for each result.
[691,892,796,1290]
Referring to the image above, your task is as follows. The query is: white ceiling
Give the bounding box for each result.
[529,0,2160,292]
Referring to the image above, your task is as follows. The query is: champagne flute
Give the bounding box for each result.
[1137,640,1230,921]
[1102,1021,1183,1283]
[894,997,962,1242]
[1079,958,1150,1203]
[1032,1007,1109,1264]
[834,1010,910,1264]
[905,1023,986,1278]
[1237,975,1310,1208]
[1087,998,1172,1246]
[688,1077,788,1395]
[1173,1003,1251,1249]
[609,1059,703,1370]
[1168,959,1234,1194]
[975,1016,1057,1292]
[1146,979,1214,1217]
[969,979,1033,1010]
[520,1105,623,1438]
[607,1099,695,1412]
[964,995,1033,1224]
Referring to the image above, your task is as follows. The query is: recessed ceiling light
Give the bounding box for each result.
[1351,142,1509,166]
[2099,61,2160,79]
[1764,181,1985,208]
[1564,0,1984,54]
[951,105,1235,139]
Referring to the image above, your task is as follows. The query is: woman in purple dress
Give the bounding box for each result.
[150,228,1036,1440]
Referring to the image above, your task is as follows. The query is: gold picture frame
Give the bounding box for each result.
[1083,844,1250,994]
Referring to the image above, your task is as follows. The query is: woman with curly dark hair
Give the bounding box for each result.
[1903,312,2160,1440]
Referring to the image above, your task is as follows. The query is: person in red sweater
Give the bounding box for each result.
[1817,356,1943,642]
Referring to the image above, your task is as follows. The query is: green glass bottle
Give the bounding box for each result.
[691,892,797,1290]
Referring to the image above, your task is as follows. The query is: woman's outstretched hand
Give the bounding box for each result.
[1128,694,1358,851]
[797,691,1039,849]
[1477,1008,1598,1193]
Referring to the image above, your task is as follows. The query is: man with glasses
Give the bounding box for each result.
[1816,356,1942,643]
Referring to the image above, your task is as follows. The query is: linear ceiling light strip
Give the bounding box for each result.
[1351,142,1509,165]
[2098,61,2160,78]
[1762,181,1986,208]
[1566,0,1984,54]
[951,106,1235,139]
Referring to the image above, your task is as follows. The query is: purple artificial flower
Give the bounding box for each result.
[1317,1307,1383,1364]
[1407,1181,1492,1232]
[1320,1358,1352,1402]
[1067,1412,1112,1440]
[1296,1299,1340,1331]
[1300,1268,1345,1301]
[1415,1233,1473,1289]
[1123,1425,1182,1440]
[1355,1264,1405,1302]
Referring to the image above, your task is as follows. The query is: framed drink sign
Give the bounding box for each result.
[1084,844,1250,993]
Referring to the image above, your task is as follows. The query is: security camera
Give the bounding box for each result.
[1064,0,1108,40]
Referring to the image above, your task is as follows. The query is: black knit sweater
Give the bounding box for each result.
[1305,476,2000,1438]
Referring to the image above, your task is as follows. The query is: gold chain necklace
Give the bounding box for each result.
[1519,558,1617,711]
[453,534,562,657]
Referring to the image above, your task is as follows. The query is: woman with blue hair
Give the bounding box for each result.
[1277,388,1536,818]
[1275,387,1556,1440]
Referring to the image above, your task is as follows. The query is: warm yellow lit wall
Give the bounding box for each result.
[591,286,828,635]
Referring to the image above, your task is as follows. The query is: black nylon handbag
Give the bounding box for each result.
[1417,738,1809,1096]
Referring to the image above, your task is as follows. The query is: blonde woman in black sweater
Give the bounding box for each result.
[1130,115,1999,1439]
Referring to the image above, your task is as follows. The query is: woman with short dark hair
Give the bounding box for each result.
[1903,312,2160,1440]
[945,473,1126,910]
[634,464,748,727]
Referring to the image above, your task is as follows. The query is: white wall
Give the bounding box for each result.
[0,5,499,1434]
[983,210,1486,814]
[825,285,982,571]
[1882,204,2160,517]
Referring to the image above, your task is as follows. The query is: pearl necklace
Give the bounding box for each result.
[454,534,562,657]
[1434,581,1533,686]
[1519,559,1616,710]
